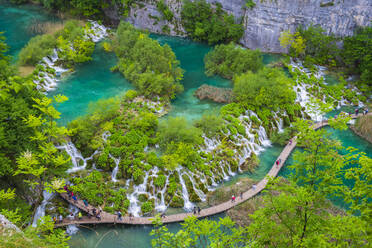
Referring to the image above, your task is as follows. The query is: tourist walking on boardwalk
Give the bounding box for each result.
[355,108,359,115]
[240,192,243,199]
[161,212,166,218]
[276,159,280,167]
[96,212,101,221]
[231,195,235,202]
[364,108,369,115]
[193,207,197,214]
[72,194,77,203]
[289,138,292,145]
[117,211,122,221]
[252,184,257,191]
[198,207,201,215]
[59,214,63,224]
[92,208,97,216]
[78,212,82,220]
[83,199,88,207]
[67,212,74,220]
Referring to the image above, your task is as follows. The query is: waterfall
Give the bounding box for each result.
[102,131,111,142]
[154,175,169,212]
[185,173,206,202]
[66,205,80,235]
[258,126,271,147]
[127,168,154,217]
[202,135,219,153]
[34,21,108,92]
[177,168,194,211]
[32,190,54,227]
[57,142,98,173]
[108,154,120,182]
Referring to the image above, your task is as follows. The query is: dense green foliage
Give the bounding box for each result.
[18,34,57,66]
[181,0,244,44]
[112,22,184,100]
[157,117,203,149]
[281,25,372,93]
[194,114,224,138]
[0,35,69,245]
[156,0,174,22]
[233,67,296,110]
[17,20,95,67]
[152,119,371,247]
[204,42,263,79]
[343,26,372,88]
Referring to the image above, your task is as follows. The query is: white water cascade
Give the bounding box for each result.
[108,154,120,182]
[127,168,154,217]
[34,21,108,92]
[185,173,206,202]
[66,205,80,235]
[177,168,194,211]
[32,190,54,227]
[154,175,170,212]
[57,142,98,173]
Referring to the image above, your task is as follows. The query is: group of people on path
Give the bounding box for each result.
[193,206,201,215]
[352,108,369,116]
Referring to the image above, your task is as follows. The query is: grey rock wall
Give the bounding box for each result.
[242,0,372,52]
[104,0,372,53]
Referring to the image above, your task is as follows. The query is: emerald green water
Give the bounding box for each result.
[49,44,133,125]
[0,0,59,58]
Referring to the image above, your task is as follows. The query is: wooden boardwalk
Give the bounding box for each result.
[55,113,368,227]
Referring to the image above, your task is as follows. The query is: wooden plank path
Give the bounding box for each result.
[55,113,369,227]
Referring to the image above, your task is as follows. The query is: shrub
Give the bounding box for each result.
[205,42,263,79]
[18,34,57,66]
[112,22,184,99]
[181,0,244,44]
[194,114,224,137]
[157,117,203,149]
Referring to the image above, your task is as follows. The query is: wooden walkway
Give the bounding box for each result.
[55,113,368,227]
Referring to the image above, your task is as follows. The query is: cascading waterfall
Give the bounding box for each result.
[32,190,54,227]
[108,154,120,182]
[66,205,80,235]
[154,175,170,212]
[185,173,206,201]
[34,21,108,92]
[177,168,194,211]
[127,168,155,216]
[57,142,98,173]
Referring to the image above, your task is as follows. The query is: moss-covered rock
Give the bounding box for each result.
[138,194,149,202]
[170,195,184,208]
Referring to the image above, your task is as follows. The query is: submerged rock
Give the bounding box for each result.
[194,84,232,103]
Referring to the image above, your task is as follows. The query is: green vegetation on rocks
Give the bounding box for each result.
[181,0,244,44]
[204,42,263,79]
[112,22,184,100]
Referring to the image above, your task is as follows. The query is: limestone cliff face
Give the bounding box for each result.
[241,0,372,52]
[104,0,372,53]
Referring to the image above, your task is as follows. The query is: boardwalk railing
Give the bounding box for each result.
[55,113,369,227]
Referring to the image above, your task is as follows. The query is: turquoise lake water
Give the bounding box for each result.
[1,2,371,247]
[0,0,60,58]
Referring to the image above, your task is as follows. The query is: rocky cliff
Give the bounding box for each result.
[104,0,372,53]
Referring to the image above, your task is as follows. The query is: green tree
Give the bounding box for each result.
[181,0,244,44]
[343,26,372,88]
[112,22,184,100]
[204,42,263,79]
[157,117,203,149]
[233,67,296,110]
[18,34,57,66]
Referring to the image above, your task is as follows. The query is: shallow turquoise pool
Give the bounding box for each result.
[0,0,60,58]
